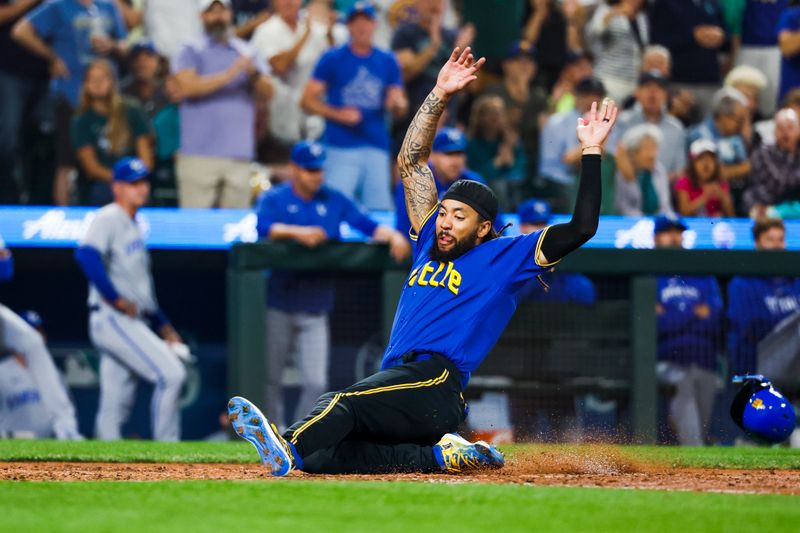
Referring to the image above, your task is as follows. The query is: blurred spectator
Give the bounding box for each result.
[614,124,673,216]
[778,2,800,106]
[516,199,596,306]
[150,74,182,206]
[231,0,270,39]
[71,59,152,206]
[613,71,687,182]
[0,0,49,204]
[648,0,729,114]
[722,0,787,115]
[120,40,168,120]
[635,45,702,128]
[549,50,593,114]
[584,0,649,102]
[13,0,128,205]
[255,140,409,427]
[727,218,800,375]
[141,0,202,61]
[539,77,604,213]
[484,42,549,181]
[300,3,407,210]
[653,215,723,446]
[173,0,272,208]
[675,139,734,217]
[724,65,768,122]
[520,0,580,90]
[459,0,535,78]
[251,0,345,144]
[466,95,527,211]
[394,128,486,239]
[743,109,800,217]
[392,0,473,125]
[687,88,751,212]
[754,88,800,146]
[640,44,671,77]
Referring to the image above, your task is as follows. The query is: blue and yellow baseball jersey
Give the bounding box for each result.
[381,206,555,388]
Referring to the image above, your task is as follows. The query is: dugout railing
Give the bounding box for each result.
[227,242,800,444]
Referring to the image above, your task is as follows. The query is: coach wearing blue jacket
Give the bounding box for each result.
[515,199,596,306]
[255,140,409,428]
[727,218,800,376]
[654,215,723,446]
[394,128,487,241]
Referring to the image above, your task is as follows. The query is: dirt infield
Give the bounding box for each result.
[2,449,799,494]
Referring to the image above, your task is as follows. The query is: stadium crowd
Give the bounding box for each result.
[0,0,799,445]
[1,0,799,218]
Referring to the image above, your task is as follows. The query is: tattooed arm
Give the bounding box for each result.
[397,47,485,234]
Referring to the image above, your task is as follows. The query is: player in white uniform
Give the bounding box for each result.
[0,238,82,439]
[74,158,186,441]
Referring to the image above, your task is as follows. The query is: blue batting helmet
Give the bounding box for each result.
[731,375,796,444]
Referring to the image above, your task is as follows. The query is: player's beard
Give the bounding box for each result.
[428,227,479,263]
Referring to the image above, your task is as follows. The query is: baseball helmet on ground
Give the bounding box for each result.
[730,375,796,444]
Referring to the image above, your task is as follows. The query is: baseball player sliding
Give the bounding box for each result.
[74,158,187,441]
[228,47,618,475]
[0,240,82,439]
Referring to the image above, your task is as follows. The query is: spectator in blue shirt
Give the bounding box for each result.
[255,140,409,428]
[778,2,800,106]
[687,87,752,213]
[515,199,596,306]
[653,214,723,446]
[538,77,606,214]
[727,218,800,376]
[394,128,486,240]
[13,0,128,205]
[300,2,408,211]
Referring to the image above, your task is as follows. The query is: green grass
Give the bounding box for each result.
[0,480,798,533]
[1,440,798,470]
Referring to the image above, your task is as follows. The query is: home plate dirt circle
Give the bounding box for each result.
[2,449,799,495]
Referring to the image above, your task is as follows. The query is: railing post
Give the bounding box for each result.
[630,274,657,443]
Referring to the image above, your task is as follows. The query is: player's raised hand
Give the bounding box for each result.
[577,98,618,151]
[435,47,485,96]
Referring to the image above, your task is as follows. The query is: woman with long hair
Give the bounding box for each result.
[71,59,153,205]
[674,139,735,217]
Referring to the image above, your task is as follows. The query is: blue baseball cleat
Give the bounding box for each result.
[433,433,505,473]
[227,396,294,476]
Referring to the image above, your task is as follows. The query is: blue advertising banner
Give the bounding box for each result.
[0,206,796,250]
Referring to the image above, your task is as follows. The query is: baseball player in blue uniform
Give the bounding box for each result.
[515,199,596,306]
[0,237,82,439]
[74,158,187,441]
[255,140,410,428]
[727,218,800,376]
[393,127,487,240]
[653,215,723,446]
[228,47,618,475]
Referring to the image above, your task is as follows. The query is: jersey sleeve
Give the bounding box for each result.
[491,227,560,291]
[26,1,57,39]
[409,203,438,263]
[311,49,335,83]
[110,2,128,40]
[254,191,279,238]
[340,194,379,237]
[173,43,199,73]
[80,211,114,253]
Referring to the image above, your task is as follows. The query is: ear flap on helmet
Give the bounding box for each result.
[730,379,762,430]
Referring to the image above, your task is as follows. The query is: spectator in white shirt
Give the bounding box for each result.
[251,0,346,142]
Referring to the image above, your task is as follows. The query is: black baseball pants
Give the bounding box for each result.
[282,354,466,474]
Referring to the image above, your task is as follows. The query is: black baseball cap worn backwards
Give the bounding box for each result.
[442,180,498,222]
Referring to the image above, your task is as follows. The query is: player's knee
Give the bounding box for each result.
[160,362,186,389]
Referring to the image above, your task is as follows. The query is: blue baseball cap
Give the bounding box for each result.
[113,157,149,182]
[505,41,537,61]
[21,310,43,329]
[432,128,467,153]
[129,40,157,59]
[291,140,326,170]
[653,214,687,234]
[517,199,551,225]
[346,1,375,22]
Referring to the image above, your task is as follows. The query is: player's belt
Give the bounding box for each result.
[89,305,101,313]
